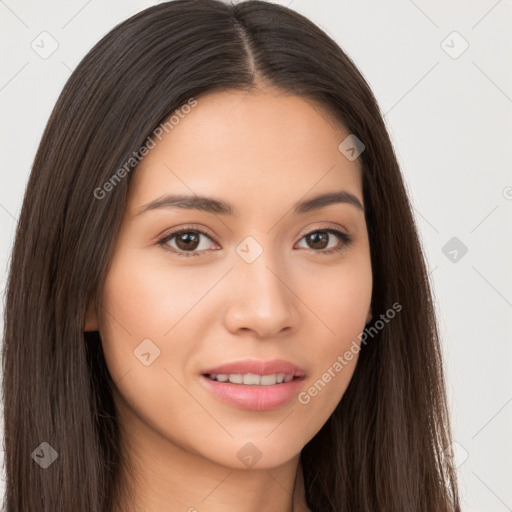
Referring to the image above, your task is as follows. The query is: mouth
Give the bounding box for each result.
[199,359,306,411]
[203,372,300,385]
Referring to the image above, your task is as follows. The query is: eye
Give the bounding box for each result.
[295,227,354,255]
[157,224,354,257]
[157,225,218,257]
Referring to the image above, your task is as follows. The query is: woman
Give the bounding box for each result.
[1,0,461,510]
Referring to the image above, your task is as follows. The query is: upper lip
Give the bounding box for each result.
[201,359,306,377]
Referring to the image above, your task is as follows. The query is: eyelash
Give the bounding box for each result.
[156,224,354,258]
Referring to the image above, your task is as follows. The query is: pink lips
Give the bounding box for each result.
[200,358,306,411]
[201,358,306,377]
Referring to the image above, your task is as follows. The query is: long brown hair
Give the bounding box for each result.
[1,1,461,510]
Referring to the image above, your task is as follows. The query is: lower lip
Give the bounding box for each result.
[200,375,305,411]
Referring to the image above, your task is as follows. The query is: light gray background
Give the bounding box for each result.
[1,1,511,510]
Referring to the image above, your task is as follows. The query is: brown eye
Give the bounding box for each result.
[157,225,353,258]
[157,228,218,257]
[296,228,353,254]
[174,231,201,251]
[304,231,329,250]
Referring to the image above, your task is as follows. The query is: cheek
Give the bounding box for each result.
[297,250,372,339]
[96,251,216,452]
[292,256,371,428]
[99,248,211,344]
[97,249,203,387]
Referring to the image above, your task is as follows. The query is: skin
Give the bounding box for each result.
[86,86,373,512]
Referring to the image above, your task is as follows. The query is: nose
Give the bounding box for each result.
[222,253,299,338]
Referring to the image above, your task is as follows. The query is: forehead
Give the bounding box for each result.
[127,89,363,216]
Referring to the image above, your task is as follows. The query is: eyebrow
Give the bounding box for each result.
[136,190,364,217]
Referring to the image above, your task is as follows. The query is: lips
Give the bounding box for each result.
[201,359,306,378]
[199,359,306,411]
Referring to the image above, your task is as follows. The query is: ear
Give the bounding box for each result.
[365,307,372,325]
[84,299,100,332]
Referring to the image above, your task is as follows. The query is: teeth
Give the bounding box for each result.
[207,373,295,385]
[244,373,261,385]
[260,374,277,385]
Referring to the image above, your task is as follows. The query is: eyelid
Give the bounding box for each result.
[156,223,217,242]
[156,224,219,255]
[297,221,348,238]
[156,222,353,257]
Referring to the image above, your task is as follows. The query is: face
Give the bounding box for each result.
[87,87,372,470]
